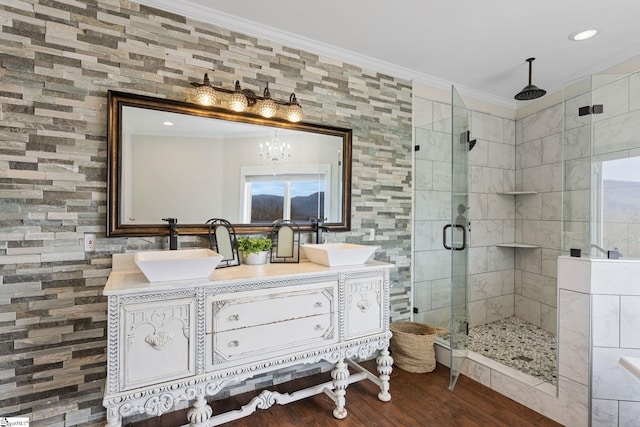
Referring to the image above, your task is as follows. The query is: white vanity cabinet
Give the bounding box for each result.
[120,293,196,390]
[345,275,385,339]
[103,256,393,427]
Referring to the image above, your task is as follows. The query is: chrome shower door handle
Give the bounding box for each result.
[443,224,467,251]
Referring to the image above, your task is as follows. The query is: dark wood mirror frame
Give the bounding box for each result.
[107,90,352,237]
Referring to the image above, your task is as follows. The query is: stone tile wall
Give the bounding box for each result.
[558,256,640,426]
[0,1,412,425]
[515,103,563,333]
[468,110,517,327]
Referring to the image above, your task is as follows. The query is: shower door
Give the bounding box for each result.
[448,86,470,390]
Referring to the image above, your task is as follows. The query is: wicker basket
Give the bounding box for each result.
[390,322,447,373]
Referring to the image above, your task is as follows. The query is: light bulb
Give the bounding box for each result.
[286,93,303,122]
[258,85,277,118]
[259,98,277,118]
[286,103,303,122]
[229,92,248,112]
[229,81,248,112]
[195,85,216,106]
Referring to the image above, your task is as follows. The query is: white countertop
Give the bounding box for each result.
[558,256,640,295]
[104,252,392,296]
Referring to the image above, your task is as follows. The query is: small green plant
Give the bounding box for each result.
[236,236,273,255]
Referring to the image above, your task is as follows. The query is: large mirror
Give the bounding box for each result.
[107,91,352,236]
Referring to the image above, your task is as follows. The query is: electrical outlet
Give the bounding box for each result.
[84,234,96,252]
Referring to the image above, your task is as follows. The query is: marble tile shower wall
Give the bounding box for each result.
[0,1,412,425]
[413,96,517,328]
[468,110,517,327]
[515,103,564,333]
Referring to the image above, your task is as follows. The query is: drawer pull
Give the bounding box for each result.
[314,302,323,308]
[229,314,240,321]
[314,324,324,331]
[229,340,239,347]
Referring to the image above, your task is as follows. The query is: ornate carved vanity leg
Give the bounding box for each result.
[187,395,213,427]
[376,348,393,402]
[331,359,350,419]
[105,407,122,427]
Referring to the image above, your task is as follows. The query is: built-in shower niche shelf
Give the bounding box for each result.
[496,243,540,249]
[496,191,538,195]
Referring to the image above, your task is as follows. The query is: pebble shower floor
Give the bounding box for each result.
[468,316,557,385]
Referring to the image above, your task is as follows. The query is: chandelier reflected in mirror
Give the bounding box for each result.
[260,131,291,163]
[190,71,303,122]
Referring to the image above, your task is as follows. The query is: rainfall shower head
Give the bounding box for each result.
[514,58,546,101]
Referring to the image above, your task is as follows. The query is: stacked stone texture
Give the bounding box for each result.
[0,0,412,424]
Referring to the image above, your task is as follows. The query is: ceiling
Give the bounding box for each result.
[139,0,640,108]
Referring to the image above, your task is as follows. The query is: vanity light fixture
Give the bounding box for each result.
[190,71,304,122]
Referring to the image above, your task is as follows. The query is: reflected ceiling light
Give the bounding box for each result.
[570,29,598,41]
[162,121,174,126]
[190,71,303,122]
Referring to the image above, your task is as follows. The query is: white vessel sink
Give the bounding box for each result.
[134,249,223,282]
[301,243,377,267]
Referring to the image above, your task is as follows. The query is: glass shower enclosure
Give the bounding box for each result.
[562,70,640,259]
[412,85,470,390]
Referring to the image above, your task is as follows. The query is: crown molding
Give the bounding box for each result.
[135,0,517,110]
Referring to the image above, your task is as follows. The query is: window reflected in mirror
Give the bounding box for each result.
[242,166,329,223]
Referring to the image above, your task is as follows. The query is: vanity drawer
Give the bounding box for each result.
[208,281,336,333]
[212,313,334,361]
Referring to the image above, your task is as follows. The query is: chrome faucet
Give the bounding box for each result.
[310,217,328,244]
[162,217,178,250]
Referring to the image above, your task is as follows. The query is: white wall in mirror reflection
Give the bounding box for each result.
[121,106,343,225]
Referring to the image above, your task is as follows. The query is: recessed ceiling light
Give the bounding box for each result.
[569,29,598,41]
[162,121,174,126]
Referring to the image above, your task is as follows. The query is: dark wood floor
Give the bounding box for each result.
[126,360,563,427]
